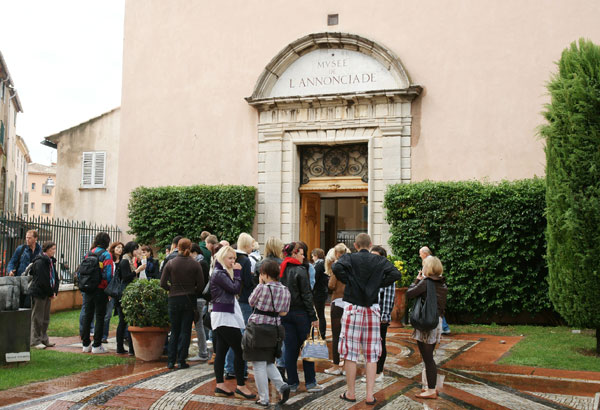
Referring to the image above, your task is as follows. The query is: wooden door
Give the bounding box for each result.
[300,193,321,253]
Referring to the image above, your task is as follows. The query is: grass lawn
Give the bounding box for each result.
[0,349,133,390]
[48,308,118,337]
[451,324,600,372]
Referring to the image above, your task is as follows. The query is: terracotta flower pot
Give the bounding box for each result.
[128,326,170,361]
[391,287,408,325]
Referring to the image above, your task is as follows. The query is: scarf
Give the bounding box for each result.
[123,253,136,273]
[279,256,301,278]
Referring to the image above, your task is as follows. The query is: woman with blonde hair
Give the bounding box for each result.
[224,233,255,379]
[324,243,351,375]
[406,256,447,399]
[210,245,256,400]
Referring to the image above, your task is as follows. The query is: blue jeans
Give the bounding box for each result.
[225,301,252,374]
[168,295,194,365]
[282,310,315,387]
[442,316,450,332]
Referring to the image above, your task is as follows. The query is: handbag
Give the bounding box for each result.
[104,271,124,299]
[300,325,330,362]
[409,278,439,331]
[203,308,212,329]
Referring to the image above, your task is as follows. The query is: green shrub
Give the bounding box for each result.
[384,178,549,318]
[121,279,170,328]
[541,39,600,349]
[128,185,257,248]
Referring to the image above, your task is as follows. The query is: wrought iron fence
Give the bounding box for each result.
[0,212,121,283]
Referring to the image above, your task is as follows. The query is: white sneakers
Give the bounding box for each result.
[188,355,209,362]
[92,345,108,354]
[82,344,92,353]
[34,343,47,350]
[324,367,343,375]
[360,373,385,383]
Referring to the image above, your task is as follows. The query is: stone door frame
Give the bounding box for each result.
[247,32,422,249]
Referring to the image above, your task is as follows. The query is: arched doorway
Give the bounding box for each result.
[247,32,422,250]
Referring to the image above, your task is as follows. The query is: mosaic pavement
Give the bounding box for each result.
[2,321,600,409]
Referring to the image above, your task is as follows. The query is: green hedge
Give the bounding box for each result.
[384,179,551,319]
[128,185,256,248]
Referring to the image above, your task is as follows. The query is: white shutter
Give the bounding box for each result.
[93,152,106,187]
[81,151,106,188]
[81,152,93,186]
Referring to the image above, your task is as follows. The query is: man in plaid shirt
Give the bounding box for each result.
[333,233,401,406]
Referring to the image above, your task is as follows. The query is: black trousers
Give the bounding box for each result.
[80,289,108,348]
[116,304,133,352]
[417,341,437,389]
[168,295,194,365]
[214,325,245,386]
[314,299,327,339]
[377,322,390,374]
[330,304,344,365]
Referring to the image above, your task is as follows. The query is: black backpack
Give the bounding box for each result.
[77,249,104,293]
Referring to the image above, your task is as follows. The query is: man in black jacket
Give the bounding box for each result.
[332,233,401,405]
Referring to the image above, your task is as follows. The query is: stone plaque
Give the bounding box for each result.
[269,49,401,98]
[5,351,30,362]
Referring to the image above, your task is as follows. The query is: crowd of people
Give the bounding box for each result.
[9,229,449,404]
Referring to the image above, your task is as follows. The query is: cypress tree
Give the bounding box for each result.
[542,39,600,353]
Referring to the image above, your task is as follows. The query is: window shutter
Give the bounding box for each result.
[82,152,93,186]
[93,152,106,187]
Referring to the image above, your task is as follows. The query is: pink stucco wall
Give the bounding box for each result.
[117,0,600,231]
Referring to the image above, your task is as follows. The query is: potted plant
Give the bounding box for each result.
[388,255,412,324]
[121,279,170,361]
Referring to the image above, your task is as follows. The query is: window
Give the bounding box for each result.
[31,202,35,210]
[81,151,106,188]
[31,182,36,190]
[0,120,4,146]
[42,184,52,195]
[42,203,51,214]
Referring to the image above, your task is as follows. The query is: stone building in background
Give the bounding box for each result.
[0,50,24,214]
[27,163,56,218]
[42,108,119,225]
[113,1,600,251]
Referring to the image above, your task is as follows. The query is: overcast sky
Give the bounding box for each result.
[0,0,124,165]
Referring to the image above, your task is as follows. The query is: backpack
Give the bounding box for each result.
[77,249,104,293]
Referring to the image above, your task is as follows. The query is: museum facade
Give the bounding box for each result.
[115,1,600,249]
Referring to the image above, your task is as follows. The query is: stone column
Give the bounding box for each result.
[378,125,407,250]
[257,130,284,246]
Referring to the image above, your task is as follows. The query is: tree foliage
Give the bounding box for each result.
[384,179,550,319]
[128,185,257,248]
[542,39,600,330]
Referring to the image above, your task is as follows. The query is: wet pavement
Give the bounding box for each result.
[1,318,600,409]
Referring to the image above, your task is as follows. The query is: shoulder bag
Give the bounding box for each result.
[409,278,439,331]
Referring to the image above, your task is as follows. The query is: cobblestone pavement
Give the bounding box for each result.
[2,318,600,409]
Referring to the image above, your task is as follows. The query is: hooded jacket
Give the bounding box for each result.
[29,254,60,298]
[332,249,401,307]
